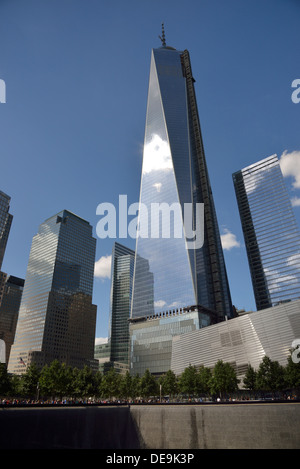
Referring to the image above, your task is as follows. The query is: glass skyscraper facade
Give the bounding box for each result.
[0,275,24,364]
[0,190,18,365]
[8,210,97,373]
[131,41,233,323]
[0,190,13,270]
[129,304,218,375]
[109,242,135,366]
[94,341,111,374]
[233,154,300,310]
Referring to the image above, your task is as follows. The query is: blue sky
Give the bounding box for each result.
[0,0,299,342]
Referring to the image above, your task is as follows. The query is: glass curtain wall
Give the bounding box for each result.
[109,242,135,365]
[131,45,233,322]
[0,191,13,270]
[233,154,300,309]
[8,210,97,373]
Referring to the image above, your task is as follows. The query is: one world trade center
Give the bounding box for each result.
[131,29,233,325]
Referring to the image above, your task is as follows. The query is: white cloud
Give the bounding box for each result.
[245,155,277,194]
[142,134,172,174]
[279,150,300,189]
[94,254,112,279]
[95,337,108,345]
[221,229,240,250]
[264,267,296,292]
[153,182,162,192]
[287,252,300,268]
[154,300,166,308]
[291,196,300,207]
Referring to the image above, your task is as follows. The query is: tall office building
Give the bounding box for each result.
[0,190,18,365]
[109,242,135,367]
[0,191,13,270]
[233,154,300,310]
[0,275,24,364]
[131,32,233,323]
[8,210,98,374]
[94,341,111,374]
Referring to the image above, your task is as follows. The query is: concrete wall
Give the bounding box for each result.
[0,403,299,449]
[131,403,300,449]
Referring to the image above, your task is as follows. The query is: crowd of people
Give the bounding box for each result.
[1,393,298,406]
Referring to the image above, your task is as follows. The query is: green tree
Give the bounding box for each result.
[101,367,121,400]
[119,371,133,400]
[131,373,141,400]
[39,360,69,399]
[75,365,96,398]
[255,356,286,394]
[178,365,198,397]
[19,362,40,399]
[160,369,178,398]
[270,360,286,392]
[69,367,81,398]
[9,373,22,397]
[243,364,257,392]
[285,351,300,391]
[93,370,103,398]
[0,363,11,396]
[139,369,158,399]
[63,365,78,398]
[209,360,239,399]
[196,366,211,396]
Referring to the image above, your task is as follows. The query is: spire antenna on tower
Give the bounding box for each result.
[158,23,166,47]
